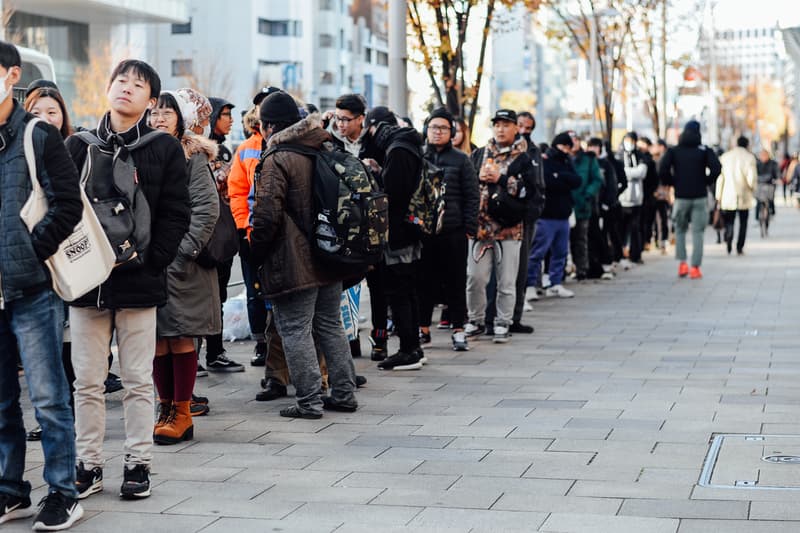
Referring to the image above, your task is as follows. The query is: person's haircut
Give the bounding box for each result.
[453,116,472,155]
[24,87,74,139]
[639,136,653,146]
[155,92,186,138]
[737,136,749,148]
[0,41,21,69]
[657,138,667,148]
[108,59,161,99]
[335,93,366,116]
[517,111,536,129]
[587,137,604,148]
[264,121,294,135]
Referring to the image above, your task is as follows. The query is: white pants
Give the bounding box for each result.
[70,307,156,468]
[466,239,521,327]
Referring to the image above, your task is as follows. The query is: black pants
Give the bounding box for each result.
[587,213,610,277]
[722,209,748,253]
[240,254,268,342]
[384,261,420,354]
[621,206,643,261]
[206,257,234,358]
[653,200,670,243]
[641,197,656,247]
[569,218,590,278]
[418,232,467,330]
[366,261,388,336]
[602,205,624,262]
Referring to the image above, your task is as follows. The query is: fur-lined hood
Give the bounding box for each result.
[267,113,330,149]
[181,131,219,161]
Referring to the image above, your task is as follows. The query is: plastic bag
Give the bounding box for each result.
[222,290,251,341]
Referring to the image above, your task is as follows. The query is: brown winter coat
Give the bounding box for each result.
[250,114,343,299]
[156,133,221,337]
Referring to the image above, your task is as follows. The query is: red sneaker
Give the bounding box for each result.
[678,262,689,277]
[689,266,702,279]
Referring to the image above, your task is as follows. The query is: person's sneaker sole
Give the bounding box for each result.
[322,399,358,413]
[32,502,83,531]
[0,505,36,524]
[379,361,422,371]
[76,480,103,500]
[119,488,150,500]
[206,365,245,373]
[493,336,509,344]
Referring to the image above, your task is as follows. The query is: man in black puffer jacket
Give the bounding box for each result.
[65,60,190,501]
[417,107,478,352]
[658,120,720,279]
[360,107,425,371]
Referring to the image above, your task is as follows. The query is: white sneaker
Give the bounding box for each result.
[545,284,574,298]
[601,272,614,280]
[523,301,533,312]
[542,274,551,288]
[620,258,633,270]
[525,286,539,301]
[451,331,469,351]
[493,325,509,343]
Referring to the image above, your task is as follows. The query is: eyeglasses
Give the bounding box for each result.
[428,125,450,133]
[334,114,361,124]
[150,109,176,120]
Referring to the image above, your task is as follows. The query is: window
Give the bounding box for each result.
[171,18,191,34]
[320,0,334,9]
[258,18,302,36]
[340,29,345,50]
[171,59,193,77]
[376,51,388,66]
[320,71,335,85]
[365,47,372,63]
[320,33,335,48]
[320,97,337,110]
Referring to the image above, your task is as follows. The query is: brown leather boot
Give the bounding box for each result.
[154,401,193,445]
[154,401,173,434]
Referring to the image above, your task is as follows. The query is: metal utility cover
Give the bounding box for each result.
[699,434,800,490]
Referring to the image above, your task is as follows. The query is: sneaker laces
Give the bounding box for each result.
[37,491,68,514]
[156,402,172,425]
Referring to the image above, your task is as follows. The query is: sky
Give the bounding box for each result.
[696,0,800,30]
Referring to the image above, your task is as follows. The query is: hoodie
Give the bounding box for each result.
[207,97,234,195]
[658,127,721,199]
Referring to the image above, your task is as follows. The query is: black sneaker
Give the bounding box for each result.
[196,364,208,378]
[207,352,245,373]
[75,463,103,500]
[26,425,43,441]
[509,321,534,334]
[464,322,485,338]
[0,492,35,525]
[377,351,422,371]
[251,343,267,367]
[419,330,431,344]
[120,464,150,500]
[370,336,388,362]
[322,396,358,412]
[104,373,123,394]
[279,405,323,419]
[32,492,83,531]
[356,375,367,388]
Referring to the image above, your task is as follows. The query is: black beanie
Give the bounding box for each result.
[259,92,301,125]
[427,106,454,125]
[552,131,574,149]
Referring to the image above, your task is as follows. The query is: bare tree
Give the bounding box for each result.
[178,54,234,99]
[71,43,115,127]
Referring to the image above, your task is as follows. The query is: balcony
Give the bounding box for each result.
[18,0,189,24]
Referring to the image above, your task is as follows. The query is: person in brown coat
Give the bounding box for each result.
[249,91,357,419]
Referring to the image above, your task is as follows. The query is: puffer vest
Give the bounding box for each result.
[0,104,51,305]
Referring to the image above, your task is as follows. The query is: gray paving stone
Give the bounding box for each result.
[539,512,679,533]
[678,520,800,532]
[407,507,548,530]
[619,498,749,519]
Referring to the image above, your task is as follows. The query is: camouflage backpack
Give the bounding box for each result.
[406,159,446,235]
[263,144,388,273]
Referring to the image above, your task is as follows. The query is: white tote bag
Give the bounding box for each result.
[19,118,116,301]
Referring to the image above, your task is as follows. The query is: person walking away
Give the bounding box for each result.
[65,59,191,500]
[755,149,780,221]
[249,91,357,417]
[716,136,756,255]
[0,40,84,531]
[658,120,721,279]
[148,89,221,444]
[527,132,582,298]
[466,109,535,343]
[417,107,479,351]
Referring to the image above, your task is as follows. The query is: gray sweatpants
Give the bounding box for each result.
[467,239,521,328]
[672,197,707,267]
[271,282,357,415]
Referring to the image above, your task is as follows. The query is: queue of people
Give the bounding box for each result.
[0,38,749,531]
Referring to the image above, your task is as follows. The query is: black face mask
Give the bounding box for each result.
[522,133,532,143]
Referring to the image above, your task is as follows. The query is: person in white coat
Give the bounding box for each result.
[716,136,757,255]
[617,132,648,266]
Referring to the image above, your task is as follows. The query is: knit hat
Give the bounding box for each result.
[365,106,397,127]
[427,106,454,126]
[175,88,212,129]
[552,131,575,148]
[259,91,301,125]
[684,119,701,133]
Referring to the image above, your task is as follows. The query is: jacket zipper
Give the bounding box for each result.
[0,272,4,310]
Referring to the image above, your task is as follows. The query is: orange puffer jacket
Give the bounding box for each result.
[228,131,263,232]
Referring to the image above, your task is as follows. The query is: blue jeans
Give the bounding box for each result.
[0,289,76,499]
[527,218,570,286]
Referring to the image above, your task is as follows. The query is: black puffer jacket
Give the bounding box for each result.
[65,113,191,308]
[361,125,423,250]
[523,135,546,222]
[423,143,479,236]
[597,155,621,210]
[541,147,582,220]
[658,129,721,199]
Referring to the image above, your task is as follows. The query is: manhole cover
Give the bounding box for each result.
[699,434,800,490]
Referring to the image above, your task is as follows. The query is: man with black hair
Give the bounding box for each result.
[202,96,245,373]
[325,93,366,156]
[0,40,84,531]
[65,59,191,501]
[417,107,479,351]
[360,107,426,370]
[618,131,647,267]
[249,91,358,418]
[717,136,756,255]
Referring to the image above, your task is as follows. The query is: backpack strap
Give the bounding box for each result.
[263,143,318,160]
[73,129,166,151]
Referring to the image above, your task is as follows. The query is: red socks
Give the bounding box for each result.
[172,350,198,402]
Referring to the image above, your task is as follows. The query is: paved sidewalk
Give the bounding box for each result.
[13,202,800,532]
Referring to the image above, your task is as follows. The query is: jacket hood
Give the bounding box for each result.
[208,97,234,143]
[267,113,330,149]
[678,129,702,147]
[546,146,570,162]
[373,124,422,152]
[181,131,219,161]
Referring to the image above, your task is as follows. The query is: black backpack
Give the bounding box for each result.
[196,184,240,269]
[74,130,164,270]
[263,144,388,273]
[487,181,528,227]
